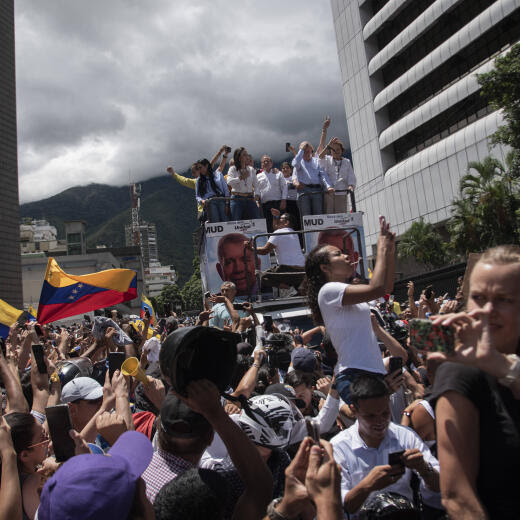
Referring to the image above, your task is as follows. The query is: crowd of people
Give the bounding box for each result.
[168,116,357,229]
[0,217,518,519]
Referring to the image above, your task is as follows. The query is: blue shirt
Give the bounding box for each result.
[195,170,230,204]
[291,148,331,188]
[209,302,247,329]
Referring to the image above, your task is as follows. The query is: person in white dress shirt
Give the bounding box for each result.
[319,137,356,214]
[226,147,261,221]
[256,155,288,232]
[331,374,440,517]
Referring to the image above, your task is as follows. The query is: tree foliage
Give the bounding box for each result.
[448,155,520,255]
[180,255,203,311]
[397,218,449,269]
[477,43,520,177]
[155,283,183,315]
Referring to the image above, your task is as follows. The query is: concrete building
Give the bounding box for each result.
[0,0,22,307]
[144,262,177,298]
[20,219,67,255]
[330,0,519,256]
[125,222,158,268]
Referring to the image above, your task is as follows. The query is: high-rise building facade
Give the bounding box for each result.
[125,222,159,268]
[0,0,23,307]
[330,0,519,254]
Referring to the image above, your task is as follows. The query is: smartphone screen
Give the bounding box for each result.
[108,352,126,379]
[233,303,244,311]
[285,142,291,152]
[45,404,76,462]
[409,319,455,354]
[388,450,405,467]
[34,324,43,337]
[388,356,403,374]
[263,315,273,333]
[305,417,320,444]
[32,344,47,374]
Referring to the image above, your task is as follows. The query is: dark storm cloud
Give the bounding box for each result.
[15,1,348,202]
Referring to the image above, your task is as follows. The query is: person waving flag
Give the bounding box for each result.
[37,258,137,324]
[140,295,155,325]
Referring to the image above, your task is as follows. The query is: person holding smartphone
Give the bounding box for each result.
[304,216,402,405]
[207,282,246,330]
[256,155,287,232]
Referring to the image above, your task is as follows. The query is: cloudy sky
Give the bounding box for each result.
[15,1,347,203]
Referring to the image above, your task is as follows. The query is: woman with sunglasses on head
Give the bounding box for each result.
[304,216,406,405]
[226,147,261,221]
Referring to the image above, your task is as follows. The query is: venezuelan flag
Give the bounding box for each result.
[27,305,37,322]
[37,258,137,324]
[0,299,23,338]
[131,318,154,339]
[140,295,155,325]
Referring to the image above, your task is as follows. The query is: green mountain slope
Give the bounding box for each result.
[20,174,199,284]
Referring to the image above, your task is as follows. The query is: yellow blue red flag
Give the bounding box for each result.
[37,258,137,324]
[140,295,155,325]
[27,305,37,322]
[0,299,23,338]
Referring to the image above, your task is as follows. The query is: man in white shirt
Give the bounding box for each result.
[256,155,288,232]
[245,210,305,293]
[330,374,440,517]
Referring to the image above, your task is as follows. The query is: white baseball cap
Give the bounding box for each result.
[61,377,103,403]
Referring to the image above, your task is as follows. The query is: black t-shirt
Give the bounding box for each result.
[431,362,520,519]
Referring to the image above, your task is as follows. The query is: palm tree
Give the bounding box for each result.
[449,155,520,255]
[398,219,448,269]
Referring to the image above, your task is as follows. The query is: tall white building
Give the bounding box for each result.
[330,0,519,255]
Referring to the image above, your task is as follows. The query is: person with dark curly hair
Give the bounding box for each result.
[195,158,230,223]
[304,216,403,405]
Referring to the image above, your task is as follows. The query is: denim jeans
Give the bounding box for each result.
[230,196,260,221]
[335,368,385,404]
[206,198,228,223]
[297,185,324,216]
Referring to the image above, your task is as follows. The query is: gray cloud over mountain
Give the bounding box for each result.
[16,0,347,203]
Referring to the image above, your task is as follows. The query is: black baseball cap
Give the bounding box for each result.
[160,392,211,438]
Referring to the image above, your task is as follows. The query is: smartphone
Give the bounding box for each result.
[233,303,244,311]
[204,291,211,299]
[263,315,273,333]
[388,356,403,374]
[388,450,405,467]
[409,319,455,354]
[108,352,126,379]
[34,324,43,337]
[285,142,291,152]
[424,285,433,300]
[305,417,320,444]
[45,404,76,462]
[32,344,47,374]
[224,146,231,154]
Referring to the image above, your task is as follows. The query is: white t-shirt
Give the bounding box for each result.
[267,228,305,267]
[318,282,385,374]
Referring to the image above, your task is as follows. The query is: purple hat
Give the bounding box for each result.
[37,431,153,520]
[291,347,317,373]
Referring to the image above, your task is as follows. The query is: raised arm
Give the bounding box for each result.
[210,145,226,169]
[316,116,331,156]
[167,166,196,190]
[371,316,407,362]
[0,418,22,520]
[342,217,396,305]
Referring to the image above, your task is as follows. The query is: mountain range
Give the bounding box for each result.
[20,174,199,284]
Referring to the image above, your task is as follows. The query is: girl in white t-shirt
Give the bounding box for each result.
[304,216,401,404]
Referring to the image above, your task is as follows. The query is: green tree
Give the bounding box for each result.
[477,43,520,177]
[448,155,520,255]
[180,255,203,311]
[155,283,183,315]
[397,218,449,269]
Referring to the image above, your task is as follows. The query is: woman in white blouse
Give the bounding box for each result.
[226,147,261,221]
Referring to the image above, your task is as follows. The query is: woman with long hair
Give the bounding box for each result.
[429,245,520,519]
[195,158,230,223]
[226,147,261,221]
[304,216,401,404]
